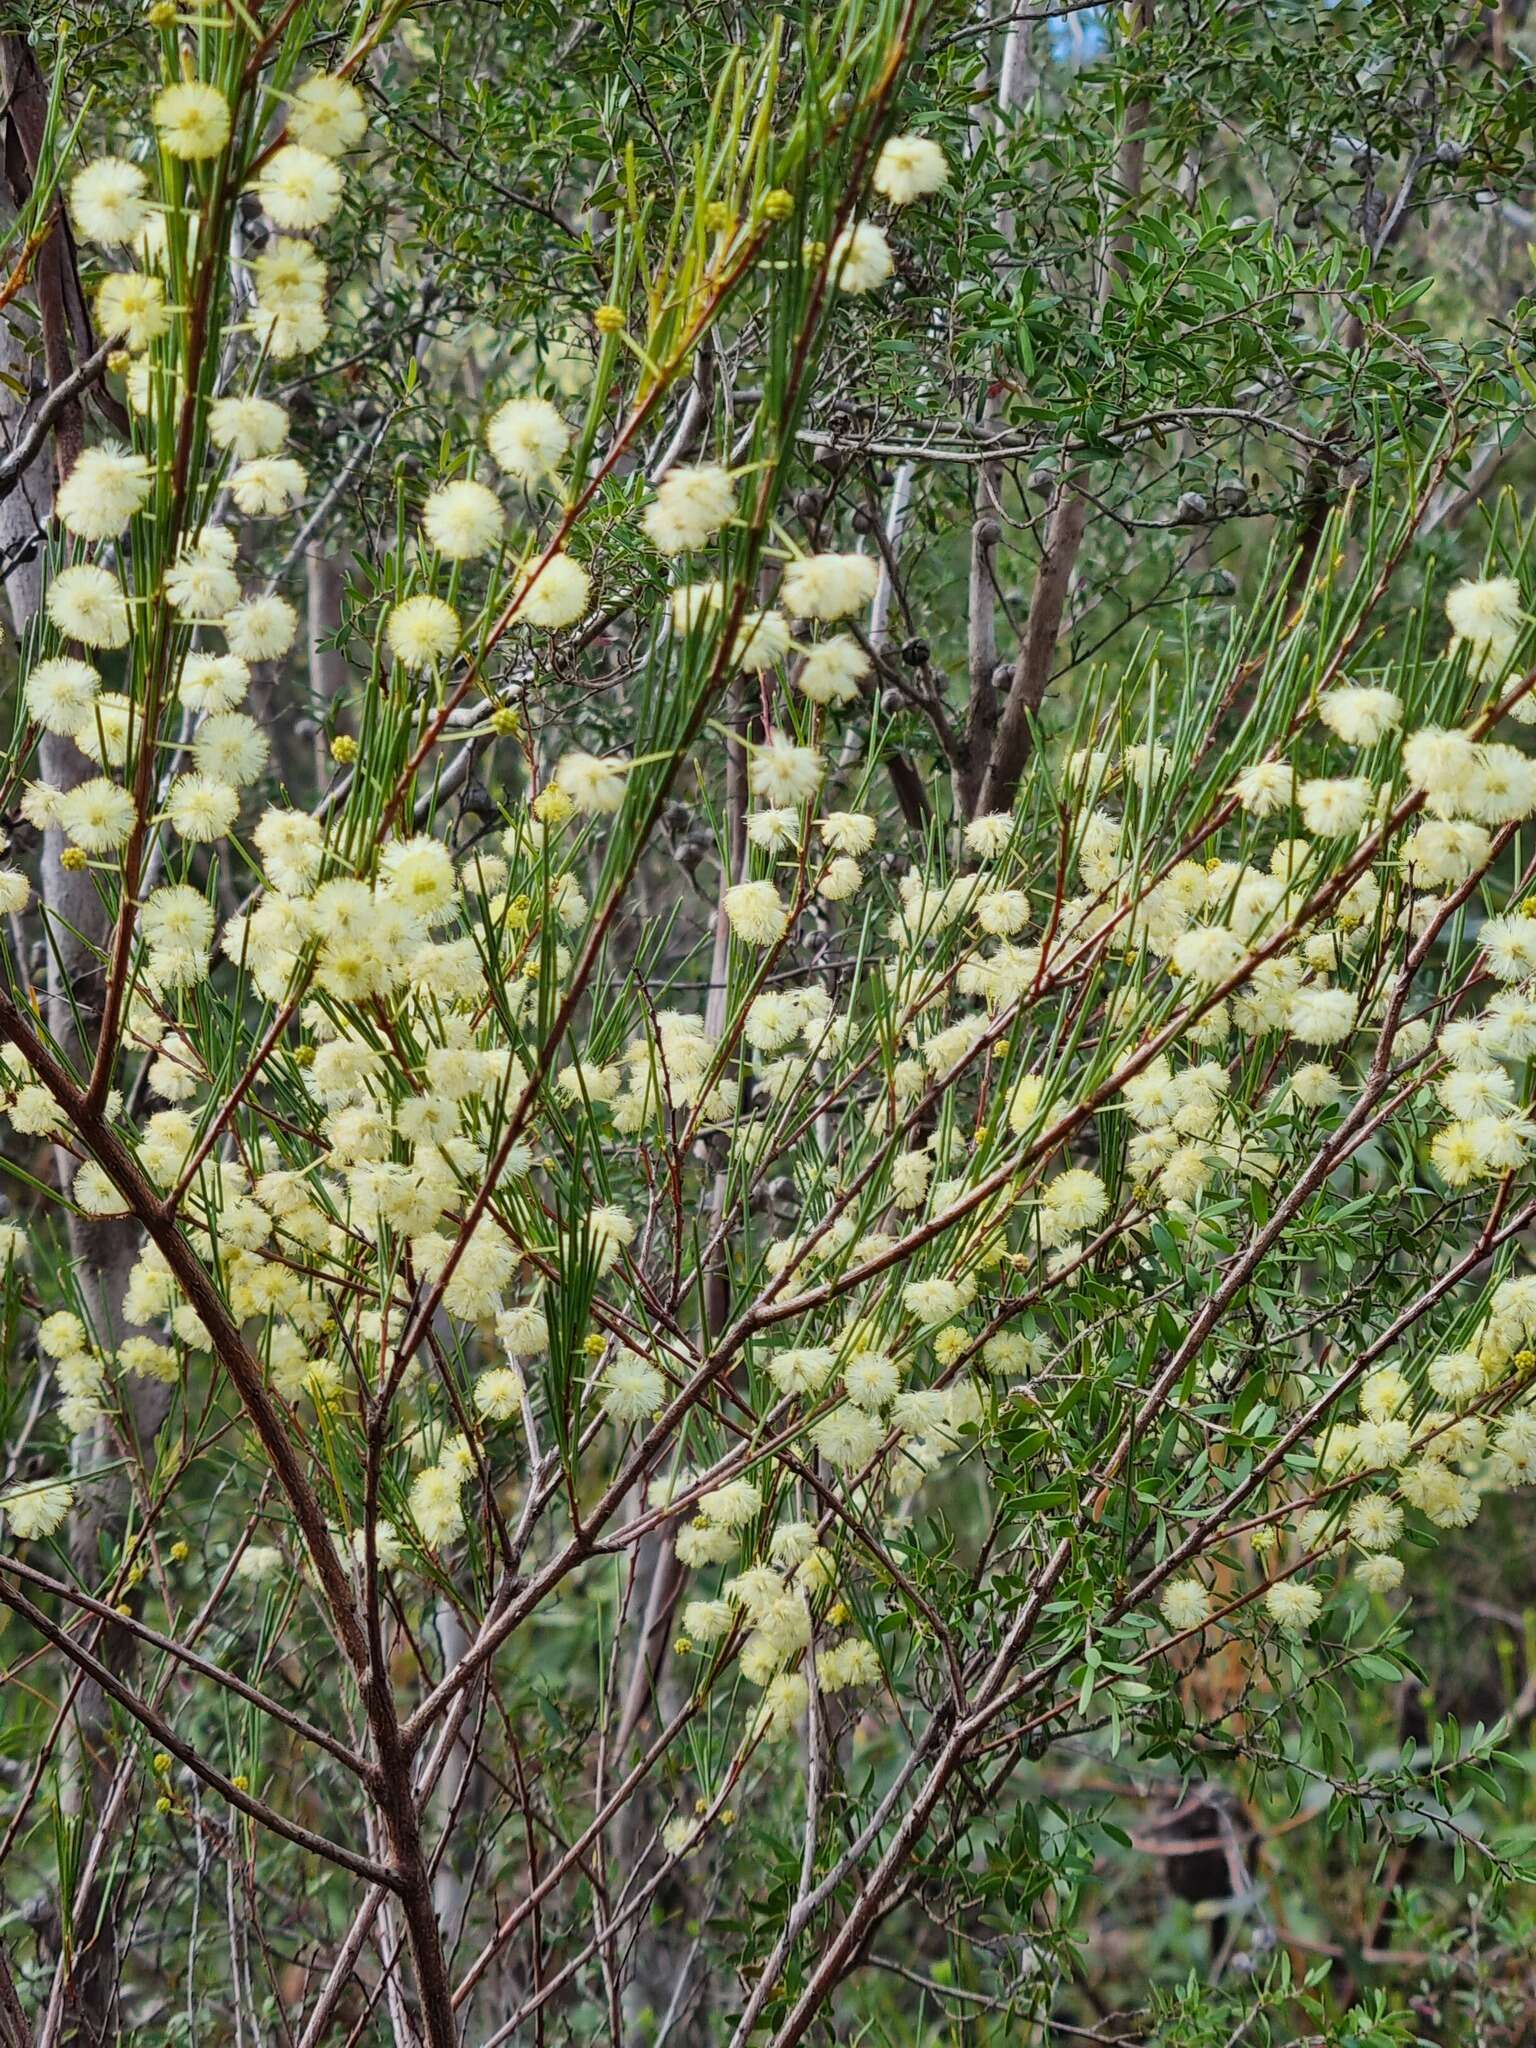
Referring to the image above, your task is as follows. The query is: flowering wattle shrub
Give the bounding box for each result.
[1,1,1536,2043]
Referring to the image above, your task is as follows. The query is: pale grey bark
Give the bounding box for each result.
[307,543,351,783]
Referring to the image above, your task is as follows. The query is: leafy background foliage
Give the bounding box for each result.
[1,2,1536,2045]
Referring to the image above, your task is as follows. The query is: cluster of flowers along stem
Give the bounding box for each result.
[6,28,1536,1795]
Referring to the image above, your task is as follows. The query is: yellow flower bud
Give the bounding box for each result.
[230,1773,249,1792]
[169,1540,189,1561]
[60,845,88,872]
[762,188,794,221]
[330,732,358,764]
[702,201,731,233]
[593,303,626,335]
[490,705,520,737]
[152,1752,172,1774]
[532,784,575,826]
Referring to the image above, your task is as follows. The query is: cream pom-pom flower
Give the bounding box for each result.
[72,691,139,768]
[724,879,789,946]
[229,456,308,516]
[1317,684,1401,746]
[167,775,240,843]
[819,810,876,856]
[254,144,344,231]
[516,552,590,629]
[733,608,791,672]
[1159,1579,1212,1630]
[486,396,571,482]
[829,220,894,293]
[554,751,630,814]
[250,237,327,312]
[1169,924,1244,984]
[286,74,369,156]
[193,711,270,787]
[642,464,736,554]
[409,1463,467,1548]
[209,394,289,458]
[46,564,130,648]
[1,1479,74,1541]
[70,157,150,244]
[747,736,823,805]
[386,594,460,669]
[872,134,950,206]
[152,80,232,160]
[179,654,250,714]
[253,806,324,895]
[96,272,171,352]
[378,836,458,922]
[1264,1579,1323,1632]
[57,777,135,852]
[25,657,100,737]
[473,1368,525,1421]
[142,884,215,957]
[964,812,1013,859]
[421,479,503,561]
[1357,1554,1404,1594]
[601,1354,662,1429]
[795,634,869,704]
[746,807,798,852]
[55,446,153,541]
[224,594,298,661]
[699,1478,762,1527]
[1286,985,1356,1046]
[164,538,241,622]
[780,551,879,621]
[1445,573,1523,656]
[250,296,329,360]
[670,581,722,634]
[1229,759,1296,816]
[1297,774,1373,837]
